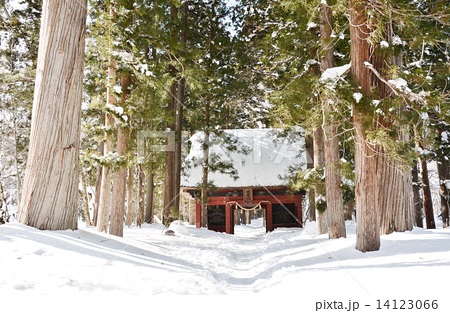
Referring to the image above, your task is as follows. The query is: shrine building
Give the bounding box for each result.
[180,128,307,234]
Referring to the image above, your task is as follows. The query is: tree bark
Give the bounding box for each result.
[163,146,175,224]
[378,153,413,234]
[375,21,413,236]
[173,0,188,221]
[136,164,145,227]
[325,123,346,238]
[305,135,316,221]
[162,3,179,225]
[411,160,423,227]
[18,0,87,230]
[436,128,450,228]
[162,81,177,225]
[350,0,380,251]
[437,161,450,228]
[96,118,115,232]
[109,72,131,237]
[172,78,184,220]
[354,121,380,252]
[125,166,134,227]
[109,127,129,237]
[314,127,327,235]
[145,172,154,223]
[93,140,104,226]
[96,126,113,232]
[320,1,346,239]
[419,157,436,229]
[97,2,117,232]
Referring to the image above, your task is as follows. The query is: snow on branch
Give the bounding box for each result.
[105,103,129,123]
[319,63,351,87]
[363,61,428,103]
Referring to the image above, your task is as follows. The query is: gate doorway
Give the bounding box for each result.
[224,201,273,235]
[233,207,266,236]
[195,187,304,234]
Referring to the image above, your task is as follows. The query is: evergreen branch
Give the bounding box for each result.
[363,61,401,97]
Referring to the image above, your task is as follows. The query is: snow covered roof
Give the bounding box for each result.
[181,128,307,188]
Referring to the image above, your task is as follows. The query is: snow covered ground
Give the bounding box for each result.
[1,218,449,312]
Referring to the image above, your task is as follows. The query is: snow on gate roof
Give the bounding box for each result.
[181,128,307,188]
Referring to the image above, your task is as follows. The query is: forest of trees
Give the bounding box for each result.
[0,0,449,252]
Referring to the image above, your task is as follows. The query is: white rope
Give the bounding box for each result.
[231,201,262,211]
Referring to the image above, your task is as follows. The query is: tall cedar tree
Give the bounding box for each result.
[319,2,346,239]
[97,2,117,233]
[19,0,87,230]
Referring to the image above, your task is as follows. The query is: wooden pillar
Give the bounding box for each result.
[235,209,240,224]
[266,202,273,232]
[225,203,234,234]
[230,205,234,235]
[196,200,201,228]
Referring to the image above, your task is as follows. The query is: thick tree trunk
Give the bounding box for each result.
[19,0,87,230]
[109,72,131,237]
[411,160,423,227]
[325,124,346,238]
[350,0,380,251]
[162,3,179,225]
[419,157,436,229]
[354,122,380,252]
[320,2,346,239]
[109,127,129,237]
[375,22,413,235]
[378,154,413,234]
[350,0,413,250]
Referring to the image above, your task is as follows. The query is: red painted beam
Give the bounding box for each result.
[196,200,201,228]
[266,202,273,232]
[225,203,234,234]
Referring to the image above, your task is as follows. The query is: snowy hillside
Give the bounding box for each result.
[1,219,449,312]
